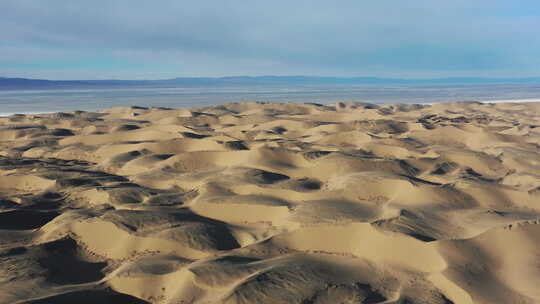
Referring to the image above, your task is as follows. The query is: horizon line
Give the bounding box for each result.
[3,75,540,82]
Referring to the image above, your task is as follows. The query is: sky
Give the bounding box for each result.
[1,0,539,80]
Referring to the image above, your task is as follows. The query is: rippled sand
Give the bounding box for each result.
[0,101,539,304]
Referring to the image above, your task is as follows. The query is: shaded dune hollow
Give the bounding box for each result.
[0,101,539,304]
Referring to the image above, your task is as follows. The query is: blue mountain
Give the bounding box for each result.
[1,76,540,90]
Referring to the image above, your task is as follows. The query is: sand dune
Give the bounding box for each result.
[0,101,539,303]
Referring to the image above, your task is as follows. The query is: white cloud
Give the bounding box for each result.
[0,0,539,79]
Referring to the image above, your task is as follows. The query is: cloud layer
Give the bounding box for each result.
[1,0,539,79]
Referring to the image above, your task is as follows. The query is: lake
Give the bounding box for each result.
[1,83,540,116]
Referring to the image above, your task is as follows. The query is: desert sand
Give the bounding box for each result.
[0,101,539,304]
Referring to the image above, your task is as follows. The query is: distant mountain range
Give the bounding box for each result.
[2,76,540,90]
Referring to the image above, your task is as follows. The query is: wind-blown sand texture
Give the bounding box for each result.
[0,101,539,304]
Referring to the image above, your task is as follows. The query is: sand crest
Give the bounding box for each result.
[0,101,539,303]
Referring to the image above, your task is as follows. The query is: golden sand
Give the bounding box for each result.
[0,101,539,303]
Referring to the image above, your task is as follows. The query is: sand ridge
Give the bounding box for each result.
[0,101,539,303]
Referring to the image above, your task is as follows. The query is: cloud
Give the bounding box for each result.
[1,0,539,79]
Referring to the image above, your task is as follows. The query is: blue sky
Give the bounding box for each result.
[1,0,539,80]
